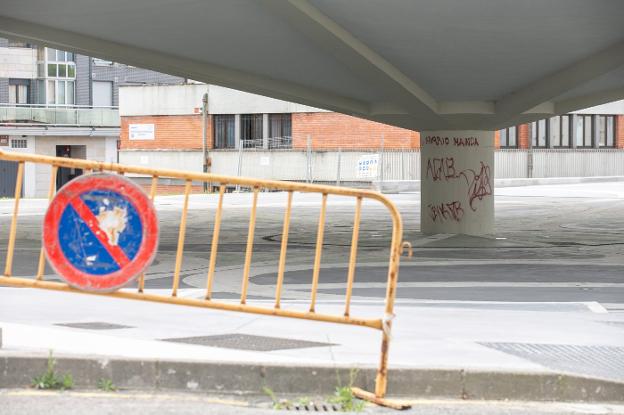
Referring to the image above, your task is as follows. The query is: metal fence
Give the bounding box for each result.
[0,148,408,409]
[118,148,624,189]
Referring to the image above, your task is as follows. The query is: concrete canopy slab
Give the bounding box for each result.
[0,1,623,130]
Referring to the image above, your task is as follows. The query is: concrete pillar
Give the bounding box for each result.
[420,130,494,235]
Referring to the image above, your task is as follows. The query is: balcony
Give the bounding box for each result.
[0,104,120,127]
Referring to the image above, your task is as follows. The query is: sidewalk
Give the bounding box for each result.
[1,287,623,400]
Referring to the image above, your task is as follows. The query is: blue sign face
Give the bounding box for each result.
[58,189,143,275]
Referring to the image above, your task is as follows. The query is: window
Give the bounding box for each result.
[560,115,570,147]
[268,114,292,149]
[531,120,548,147]
[498,126,517,148]
[8,79,30,104]
[213,115,235,149]
[240,114,263,147]
[11,139,27,149]
[598,115,616,148]
[576,115,593,148]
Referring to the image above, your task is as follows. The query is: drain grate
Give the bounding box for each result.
[281,402,341,412]
[162,333,336,351]
[480,342,624,381]
[55,322,133,330]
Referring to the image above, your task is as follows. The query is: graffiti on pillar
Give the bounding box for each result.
[428,201,464,223]
[458,162,492,211]
[426,157,456,181]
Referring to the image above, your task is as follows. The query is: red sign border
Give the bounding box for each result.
[43,173,159,292]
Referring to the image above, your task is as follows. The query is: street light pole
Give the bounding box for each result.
[201,92,209,192]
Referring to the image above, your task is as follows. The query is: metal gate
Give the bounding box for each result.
[0,159,19,197]
[0,149,409,409]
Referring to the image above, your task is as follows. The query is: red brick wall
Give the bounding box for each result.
[292,113,420,149]
[120,115,208,150]
[494,130,500,148]
[617,115,624,149]
[517,124,530,149]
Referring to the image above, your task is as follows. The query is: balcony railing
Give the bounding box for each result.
[0,103,120,127]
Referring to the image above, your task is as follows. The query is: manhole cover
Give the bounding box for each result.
[162,333,336,351]
[480,342,624,381]
[55,322,133,330]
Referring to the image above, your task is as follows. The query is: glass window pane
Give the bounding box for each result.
[58,64,66,77]
[531,122,537,147]
[47,80,56,104]
[607,116,615,147]
[37,80,46,104]
[561,116,570,147]
[47,48,56,61]
[576,116,584,147]
[66,52,74,61]
[67,81,74,105]
[509,127,517,147]
[549,117,560,146]
[48,64,57,77]
[67,65,75,78]
[8,85,16,104]
[213,115,235,149]
[598,116,606,147]
[584,116,592,147]
[56,49,65,61]
[500,129,507,147]
[538,119,546,147]
[57,80,65,104]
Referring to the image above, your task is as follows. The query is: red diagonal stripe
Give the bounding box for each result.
[69,197,131,268]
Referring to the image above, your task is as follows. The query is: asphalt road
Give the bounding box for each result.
[1,182,624,310]
[1,390,623,415]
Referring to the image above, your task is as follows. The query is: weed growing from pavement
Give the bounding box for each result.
[32,351,74,390]
[261,369,365,412]
[97,378,117,392]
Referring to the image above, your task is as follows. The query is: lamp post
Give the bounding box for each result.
[201,92,209,192]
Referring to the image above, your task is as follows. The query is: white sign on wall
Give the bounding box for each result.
[129,124,155,140]
[356,154,379,178]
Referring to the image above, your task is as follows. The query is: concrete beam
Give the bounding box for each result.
[494,40,624,126]
[0,16,370,118]
[262,0,441,118]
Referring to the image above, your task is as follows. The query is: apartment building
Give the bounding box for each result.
[0,38,185,197]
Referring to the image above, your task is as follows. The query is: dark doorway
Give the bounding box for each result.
[56,145,86,190]
[0,160,20,197]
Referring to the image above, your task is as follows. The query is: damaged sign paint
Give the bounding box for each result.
[43,173,159,292]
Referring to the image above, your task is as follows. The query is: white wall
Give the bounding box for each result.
[119,84,324,117]
[3,136,36,197]
[120,84,208,116]
[0,47,36,78]
[572,99,624,115]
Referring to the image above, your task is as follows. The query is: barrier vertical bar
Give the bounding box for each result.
[138,175,158,293]
[205,184,226,300]
[4,161,24,277]
[36,165,58,280]
[309,193,327,312]
[240,187,259,304]
[172,179,192,297]
[274,191,293,308]
[344,196,362,317]
[374,221,402,399]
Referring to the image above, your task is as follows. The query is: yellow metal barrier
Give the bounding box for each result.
[0,149,407,409]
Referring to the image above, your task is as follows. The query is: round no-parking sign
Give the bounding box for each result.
[43,173,159,292]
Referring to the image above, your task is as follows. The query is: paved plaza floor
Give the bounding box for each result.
[1,181,623,384]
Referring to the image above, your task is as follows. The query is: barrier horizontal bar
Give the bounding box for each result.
[0,150,396,208]
[0,277,383,330]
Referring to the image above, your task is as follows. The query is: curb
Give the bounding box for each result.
[373,176,624,193]
[1,354,623,402]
